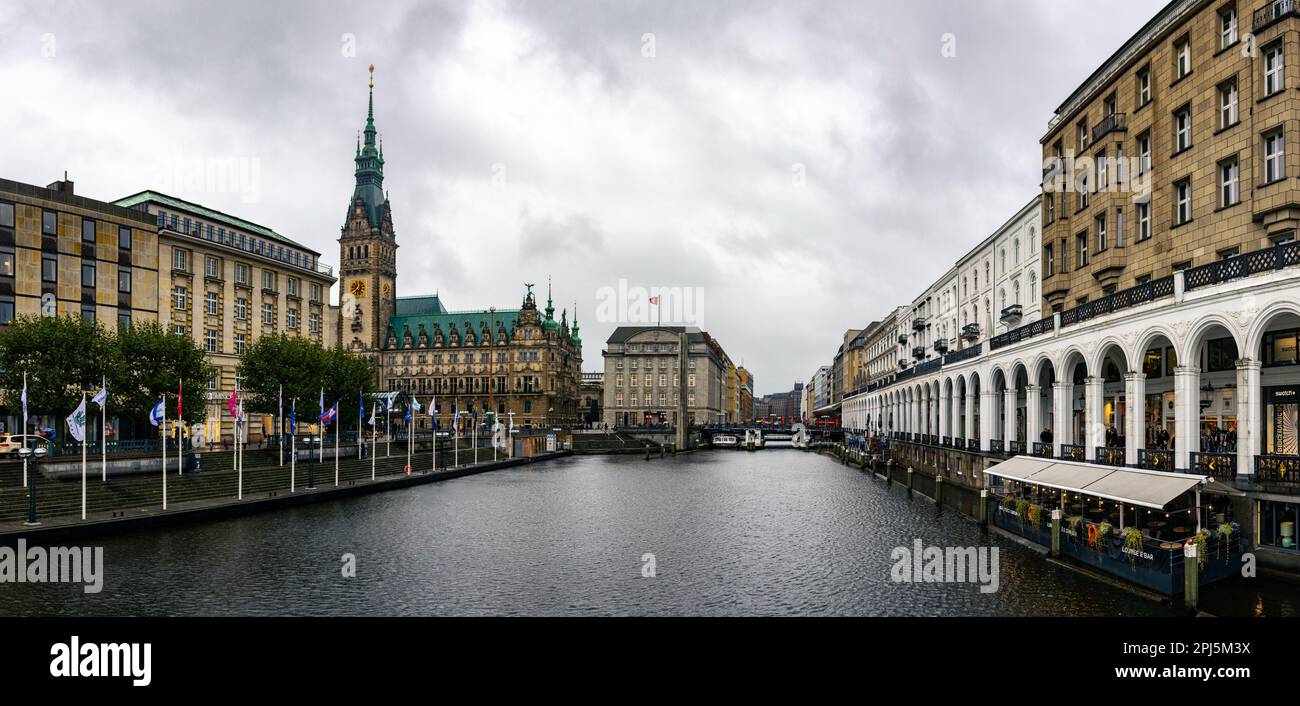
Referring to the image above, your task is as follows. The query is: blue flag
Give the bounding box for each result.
[358,392,365,421]
[149,399,165,427]
[290,400,297,435]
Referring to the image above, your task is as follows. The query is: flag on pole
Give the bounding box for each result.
[290,400,297,435]
[66,397,88,443]
[429,395,438,429]
[367,404,377,427]
[404,404,412,425]
[177,381,183,418]
[20,373,28,421]
[92,385,107,408]
[149,399,165,427]
[359,392,366,420]
[227,387,238,418]
[319,388,325,418]
[319,403,337,425]
[412,398,422,413]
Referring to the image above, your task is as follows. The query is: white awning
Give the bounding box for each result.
[984,456,1207,510]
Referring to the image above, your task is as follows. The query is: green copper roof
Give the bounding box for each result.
[395,295,447,316]
[353,67,386,228]
[386,308,521,349]
[112,190,319,254]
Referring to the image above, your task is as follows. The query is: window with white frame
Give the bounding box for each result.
[1220,7,1237,49]
[1174,179,1192,225]
[1220,157,1240,207]
[1265,129,1285,183]
[1266,42,1284,95]
[1174,107,1191,152]
[1218,79,1237,129]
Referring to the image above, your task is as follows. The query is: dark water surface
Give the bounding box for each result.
[3,449,1294,616]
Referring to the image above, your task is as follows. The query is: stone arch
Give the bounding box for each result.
[1181,314,1245,366]
[1089,336,1129,377]
[1030,353,1055,387]
[1246,300,1300,360]
[1133,324,1181,368]
[1057,346,1090,381]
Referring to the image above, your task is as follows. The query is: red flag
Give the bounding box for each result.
[649,295,659,305]
[227,387,238,419]
[177,380,183,419]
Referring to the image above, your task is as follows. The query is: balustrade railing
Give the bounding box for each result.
[1032,442,1053,457]
[1189,451,1237,481]
[1094,446,1125,466]
[988,439,1005,454]
[1008,440,1025,455]
[967,438,979,452]
[1060,444,1085,461]
[943,343,982,365]
[1255,454,1300,484]
[1138,448,1172,471]
[941,436,952,447]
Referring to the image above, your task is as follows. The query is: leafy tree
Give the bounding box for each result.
[0,316,211,437]
[0,315,120,424]
[237,334,376,430]
[116,321,213,424]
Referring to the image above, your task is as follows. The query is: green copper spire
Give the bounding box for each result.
[542,277,559,330]
[570,302,581,344]
[352,65,386,227]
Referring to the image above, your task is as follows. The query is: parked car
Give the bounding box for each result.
[0,433,54,458]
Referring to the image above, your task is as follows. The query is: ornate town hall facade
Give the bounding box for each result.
[336,68,582,428]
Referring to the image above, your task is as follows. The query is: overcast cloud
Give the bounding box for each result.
[0,0,1163,395]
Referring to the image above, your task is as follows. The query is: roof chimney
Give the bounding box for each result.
[46,171,74,196]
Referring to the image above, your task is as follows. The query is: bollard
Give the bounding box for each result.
[1050,508,1061,557]
[1183,542,1199,612]
[906,467,913,494]
[934,475,943,506]
[978,489,988,527]
[885,459,893,485]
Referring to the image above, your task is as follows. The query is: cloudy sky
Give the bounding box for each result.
[0,0,1163,395]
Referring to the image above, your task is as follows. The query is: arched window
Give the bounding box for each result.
[999,288,1006,310]
[1000,248,1006,272]
[1013,280,1021,305]
[1013,239,1020,264]
[1029,226,1036,251]
[1030,272,1038,300]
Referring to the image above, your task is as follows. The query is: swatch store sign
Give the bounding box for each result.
[1264,386,1300,457]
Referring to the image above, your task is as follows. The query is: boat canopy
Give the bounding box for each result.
[983,456,1207,511]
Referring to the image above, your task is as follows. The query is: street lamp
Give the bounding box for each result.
[21,445,49,526]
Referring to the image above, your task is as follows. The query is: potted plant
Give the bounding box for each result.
[1096,521,1113,553]
[1015,499,1030,528]
[1027,503,1044,530]
[1215,523,1234,561]
[1191,530,1210,569]
[1066,515,1084,542]
[1121,527,1144,568]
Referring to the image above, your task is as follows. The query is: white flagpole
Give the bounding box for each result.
[386,404,392,458]
[161,396,167,511]
[454,412,460,468]
[473,415,478,465]
[334,402,339,487]
[80,392,87,520]
[290,400,296,492]
[237,400,243,500]
[278,384,283,467]
[370,409,377,480]
[319,387,325,465]
[357,394,363,460]
[432,397,437,473]
[21,371,28,487]
[101,375,107,482]
[405,405,412,471]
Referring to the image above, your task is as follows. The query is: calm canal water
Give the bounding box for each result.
[3,449,1295,616]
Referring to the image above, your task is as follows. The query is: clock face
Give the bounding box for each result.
[349,279,367,298]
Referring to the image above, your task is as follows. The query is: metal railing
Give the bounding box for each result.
[1138,448,1172,471]
[915,358,942,375]
[1184,240,1300,291]
[1060,275,1175,326]
[967,438,979,452]
[1094,446,1125,466]
[1060,444,1085,461]
[1190,451,1237,481]
[989,316,1052,351]
[941,435,951,447]
[960,324,980,341]
[999,304,1023,322]
[1254,0,1295,32]
[1032,442,1053,457]
[943,342,982,365]
[1008,440,1025,455]
[1090,112,1127,143]
[1255,454,1300,483]
[989,439,1005,454]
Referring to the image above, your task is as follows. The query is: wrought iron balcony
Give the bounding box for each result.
[960,323,980,342]
[1254,0,1295,32]
[911,317,926,331]
[1138,448,1172,472]
[1090,112,1127,143]
[999,304,1022,323]
[932,340,948,354]
[897,359,909,369]
[911,346,927,360]
[897,334,908,345]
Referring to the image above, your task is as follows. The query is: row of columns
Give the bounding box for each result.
[863,357,1265,476]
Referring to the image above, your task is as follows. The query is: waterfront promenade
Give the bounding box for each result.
[0,443,568,543]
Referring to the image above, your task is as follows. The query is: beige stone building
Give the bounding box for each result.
[0,177,159,331]
[1041,0,1300,310]
[601,326,731,427]
[112,191,337,443]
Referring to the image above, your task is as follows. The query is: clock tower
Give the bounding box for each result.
[339,65,398,355]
